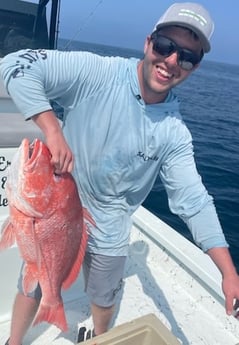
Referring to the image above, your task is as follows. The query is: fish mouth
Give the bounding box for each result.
[29,138,41,160]
[21,138,47,171]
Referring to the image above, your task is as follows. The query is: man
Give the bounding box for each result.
[1,2,239,344]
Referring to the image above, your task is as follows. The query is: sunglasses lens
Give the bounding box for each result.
[179,60,194,71]
[151,34,201,71]
[152,36,176,56]
[178,50,199,70]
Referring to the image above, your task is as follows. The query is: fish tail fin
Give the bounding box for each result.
[0,218,15,250]
[62,222,89,290]
[33,300,68,332]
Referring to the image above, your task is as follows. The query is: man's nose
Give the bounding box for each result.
[164,51,178,67]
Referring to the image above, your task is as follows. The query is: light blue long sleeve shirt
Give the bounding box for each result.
[0,49,228,255]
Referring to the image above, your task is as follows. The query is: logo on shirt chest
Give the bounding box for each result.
[137,151,159,162]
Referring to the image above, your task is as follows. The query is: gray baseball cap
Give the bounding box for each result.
[153,2,214,53]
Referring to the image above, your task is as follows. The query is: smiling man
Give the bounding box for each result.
[138,4,209,103]
[1,2,239,345]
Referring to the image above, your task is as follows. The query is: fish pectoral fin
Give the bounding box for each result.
[62,224,89,290]
[0,218,16,250]
[33,300,68,332]
[22,263,39,294]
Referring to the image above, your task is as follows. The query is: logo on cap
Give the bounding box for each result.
[179,9,208,27]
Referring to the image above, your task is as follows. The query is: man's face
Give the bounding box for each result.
[138,26,203,104]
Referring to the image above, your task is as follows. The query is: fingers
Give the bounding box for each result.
[32,112,74,174]
[232,299,239,318]
[51,150,74,174]
[226,297,239,318]
[225,296,233,316]
[45,132,74,174]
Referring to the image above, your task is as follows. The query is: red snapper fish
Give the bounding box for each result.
[0,138,95,331]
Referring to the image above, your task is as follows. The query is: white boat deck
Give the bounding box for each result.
[0,207,238,345]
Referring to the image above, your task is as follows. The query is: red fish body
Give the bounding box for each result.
[0,138,94,331]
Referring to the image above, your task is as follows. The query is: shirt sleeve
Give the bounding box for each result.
[0,49,110,119]
[0,49,52,118]
[159,120,228,252]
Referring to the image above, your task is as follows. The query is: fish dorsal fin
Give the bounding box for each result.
[82,207,95,227]
[62,222,89,290]
[62,208,95,290]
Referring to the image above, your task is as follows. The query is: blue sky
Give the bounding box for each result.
[58,0,238,65]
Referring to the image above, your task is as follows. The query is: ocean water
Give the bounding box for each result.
[58,39,239,271]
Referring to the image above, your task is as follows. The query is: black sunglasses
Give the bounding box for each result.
[150,32,203,71]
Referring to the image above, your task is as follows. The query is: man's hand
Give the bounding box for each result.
[222,274,239,318]
[46,131,74,174]
[207,247,239,318]
[32,110,74,174]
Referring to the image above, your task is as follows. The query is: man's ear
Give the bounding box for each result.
[144,36,151,54]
